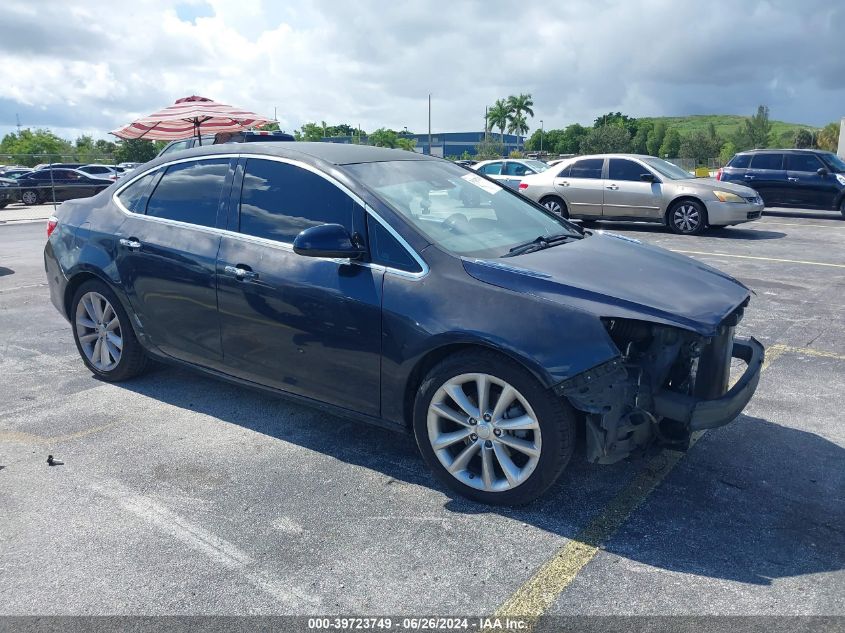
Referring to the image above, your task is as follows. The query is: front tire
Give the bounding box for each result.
[839,197,845,219]
[71,280,148,382]
[667,199,707,235]
[413,350,575,505]
[540,195,569,218]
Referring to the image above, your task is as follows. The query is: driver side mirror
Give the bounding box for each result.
[817,167,829,177]
[640,173,656,182]
[293,224,365,259]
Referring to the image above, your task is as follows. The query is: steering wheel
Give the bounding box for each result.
[443,213,471,234]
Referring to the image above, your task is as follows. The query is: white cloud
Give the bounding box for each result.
[0,0,842,142]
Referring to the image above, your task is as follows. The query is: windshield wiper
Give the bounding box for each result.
[503,233,577,257]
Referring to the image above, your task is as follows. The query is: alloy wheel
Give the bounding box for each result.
[426,373,542,492]
[22,190,38,205]
[75,291,123,371]
[543,199,563,215]
[672,204,701,233]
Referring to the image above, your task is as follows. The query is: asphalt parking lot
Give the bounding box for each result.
[1,207,843,619]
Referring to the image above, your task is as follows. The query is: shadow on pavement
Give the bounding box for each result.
[114,367,845,586]
[0,266,14,277]
[763,208,844,222]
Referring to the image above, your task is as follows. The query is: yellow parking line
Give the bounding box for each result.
[766,343,845,362]
[670,250,845,269]
[494,341,808,622]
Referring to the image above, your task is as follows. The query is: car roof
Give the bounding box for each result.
[147,141,437,168]
[735,148,827,154]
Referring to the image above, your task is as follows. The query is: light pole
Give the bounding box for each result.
[540,120,544,155]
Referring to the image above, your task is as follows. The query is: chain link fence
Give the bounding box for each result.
[0,153,125,211]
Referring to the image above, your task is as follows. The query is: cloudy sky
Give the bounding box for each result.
[0,0,843,142]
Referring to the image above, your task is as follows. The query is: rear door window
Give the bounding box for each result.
[117,170,160,213]
[786,153,824,172]
[750,153,784,170]
[238,158,357,243]
[569,158,604,179]
[727,154,751,169]
[504,162,532,176]
[478,162,503,176]
[556,164,572,178]
[146,159,229,228]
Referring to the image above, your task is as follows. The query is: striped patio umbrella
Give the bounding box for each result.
[110,95,271,143]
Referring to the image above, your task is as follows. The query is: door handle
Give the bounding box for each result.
[119,238,141,250]
[224,264,259,281]
[787,177,799,182]
[744,175,755,180]
[558,180,570,187]
[606,184,619,190]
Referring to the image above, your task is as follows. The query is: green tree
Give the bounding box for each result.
[368,128,399,148]
[678,131,721,164]
[594,112,638,137]
[113,139,162,163]
[475,138,505,159]
[793,129,815,149]
[658,128,681,158]
[646,121,667,156]
[631,120,653,154]
[395,137,417,152]
[719,141,737,165]
[486,99,510,144]
[743,105,773,149]
[294,122,325,141]
[579,125,631,154]
[0,128,74,166]
[506,93,534,149]
[817,122,840,152]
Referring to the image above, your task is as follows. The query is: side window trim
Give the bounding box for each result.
[366,208,428,277]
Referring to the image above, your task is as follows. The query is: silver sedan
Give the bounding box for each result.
[518,154,764,234]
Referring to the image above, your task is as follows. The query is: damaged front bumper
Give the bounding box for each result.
[555,316,764,464]
[653,337,764,431]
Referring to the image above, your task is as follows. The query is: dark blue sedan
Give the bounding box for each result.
[44,143,764,504]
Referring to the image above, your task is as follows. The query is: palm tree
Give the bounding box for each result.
[507,113,529,147]
[507,93,534,150]
[486,99,510,145]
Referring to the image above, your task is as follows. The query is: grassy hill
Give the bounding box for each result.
[638,114,817,142]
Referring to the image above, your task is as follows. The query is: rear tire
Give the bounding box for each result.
[71,280,148,382]
[839,198,845,219]
[540,195,569,219]
[21,190,39,206]
[667,199,707,235]
[413,350,575,505]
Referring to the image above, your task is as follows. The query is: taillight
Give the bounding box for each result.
[47,216,58,238]
[518,182,528,190]
[715,168,723,181]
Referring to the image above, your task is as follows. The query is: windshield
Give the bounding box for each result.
[640,157,694,180]
[820,152,845,172]
[523,160,549,172]
[346,159,581,258]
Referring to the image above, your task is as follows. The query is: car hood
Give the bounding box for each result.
[462,233,750,336]
[681,177,757,196]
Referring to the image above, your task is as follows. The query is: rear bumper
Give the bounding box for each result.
[652,337,764,431]
[705,200,764,226]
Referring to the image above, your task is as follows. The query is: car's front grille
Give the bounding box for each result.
[747,211,762,219]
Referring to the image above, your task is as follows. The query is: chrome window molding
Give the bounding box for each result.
[110,152,429,280]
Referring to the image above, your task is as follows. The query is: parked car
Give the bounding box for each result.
[518,153,763,235]
[473,159,549,189]
[33,163,84,170]
[717,149,845,218]
[17,168,113,205]
[454,159,477,169]
[118,162,142,170]
[0,177,17,208]
[156,130,296,157]
[78,164,122,181]
[0,168,32,180]
[45,143,763,504]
